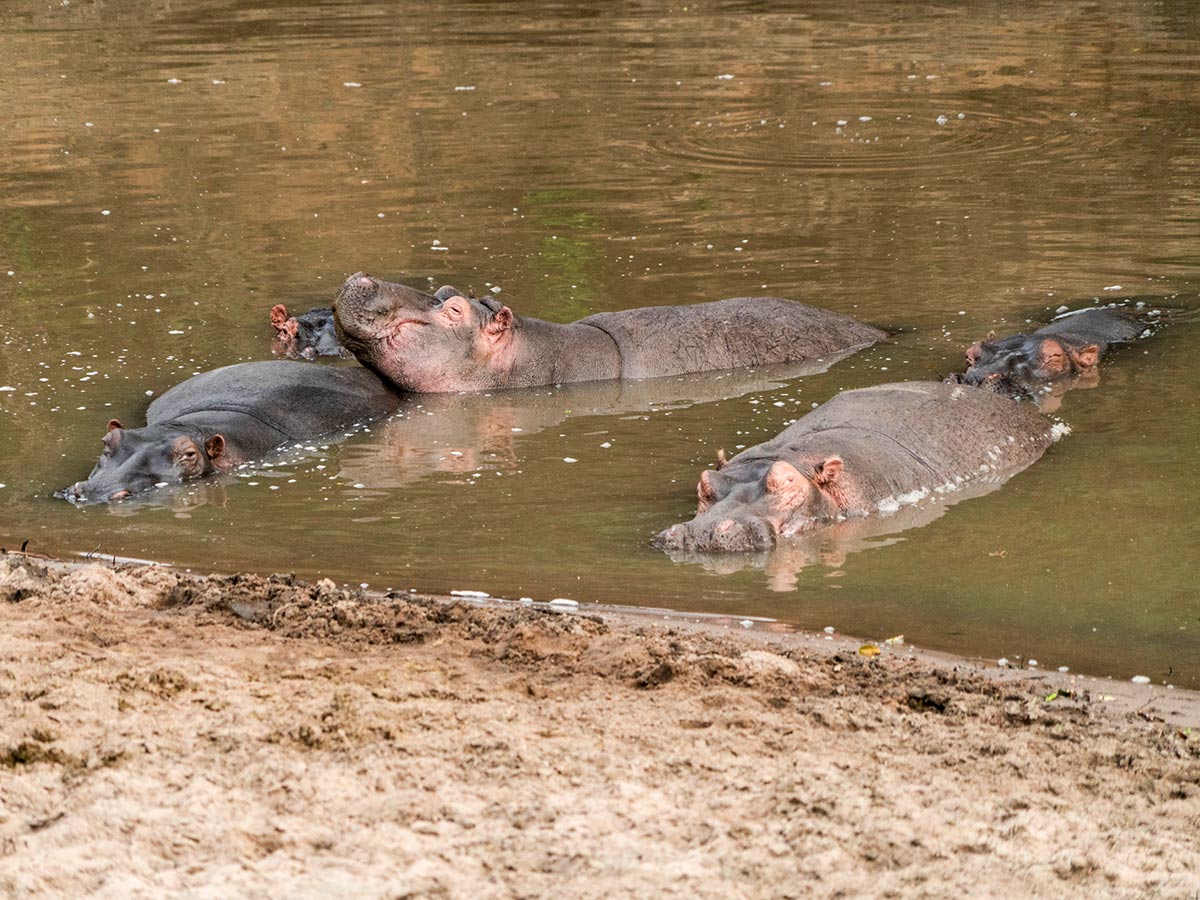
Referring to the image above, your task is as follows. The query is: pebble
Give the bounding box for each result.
[549,598,579,609]
[1131,675,1151,684]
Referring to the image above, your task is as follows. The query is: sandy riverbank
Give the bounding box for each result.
[1,553,1198,898]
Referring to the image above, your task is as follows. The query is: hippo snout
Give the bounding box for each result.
[57,482,132,504]
[333,273,387,326]
[653,516,776,554]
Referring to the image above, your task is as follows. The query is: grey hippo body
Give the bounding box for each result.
[654,381,1060,553]
[332,273,887,392]
[60,361,401,503]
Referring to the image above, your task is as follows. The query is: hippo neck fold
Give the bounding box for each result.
[491,315,621,390]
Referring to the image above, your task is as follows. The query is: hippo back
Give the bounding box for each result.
[148,361,403,440]
[743,381,1058,491]
[1039,307,1145,343]
[578,297,886,380]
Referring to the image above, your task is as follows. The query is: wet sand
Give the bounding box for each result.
[1,553,1198,898]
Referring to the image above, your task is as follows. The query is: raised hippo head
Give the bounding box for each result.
[956,332,1100,394]
[58,419,228,504]
[333,273,512,392]
[653,456,846,553]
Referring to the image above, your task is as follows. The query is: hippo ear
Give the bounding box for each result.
[205,434,226,461]
[764,460,807,497]
[715,448,729,470]
[965,342,983,366]
[483,305,514,338]
[1068,343,1101,369]
[697,470,719,513]
[269,304,290,330]
[107,419,125,433]
[813,456,843,487]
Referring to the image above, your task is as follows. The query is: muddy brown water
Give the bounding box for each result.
[1,1,1197,687]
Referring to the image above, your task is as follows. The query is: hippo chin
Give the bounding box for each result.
[949,306,1150,396]
[333,273,886,393]
[59,361,401,504]
[654,381,1061,554]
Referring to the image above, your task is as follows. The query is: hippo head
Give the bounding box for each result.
[653,456,846,553]
[57,419,227,504]
[270,304,344,360]
[958,333,1100,394]
[333,273,513,392]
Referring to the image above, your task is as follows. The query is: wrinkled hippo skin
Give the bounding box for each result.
[654,381,1058,554]
[272,286,464,360]
[951,307,1148,394]
[59,361,401,503]
[333,273,886,392]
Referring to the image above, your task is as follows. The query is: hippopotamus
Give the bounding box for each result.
[332,273,887,392]
[952,307,1149,395]
[271,286,465,360]
[653,381,1060,554]
[58,361,401,503]
[270,305,347,359]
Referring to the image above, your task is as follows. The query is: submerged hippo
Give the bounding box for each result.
[953,307,1149,395]
[270,304,347,359]
[333,273,886,392]
[59,361,401,503]
[653,381,1060,554]
[271,285,465,360]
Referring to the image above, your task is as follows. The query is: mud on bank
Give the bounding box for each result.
[1,553,1198,899]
